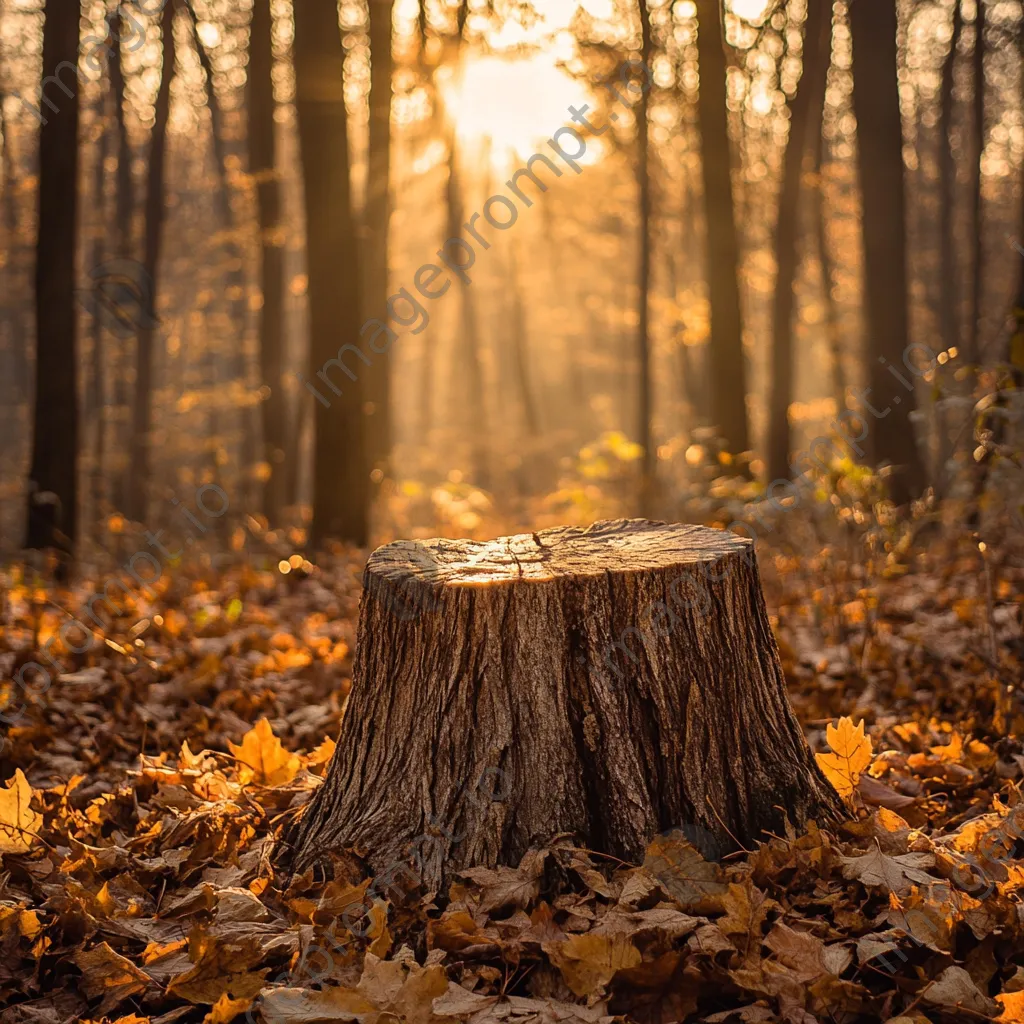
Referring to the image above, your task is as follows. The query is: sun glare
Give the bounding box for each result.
[729,0,770,21]
[438,53,600,173]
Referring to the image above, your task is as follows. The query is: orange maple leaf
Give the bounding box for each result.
[815,717,873,800]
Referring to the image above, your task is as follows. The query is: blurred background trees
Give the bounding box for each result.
[0,0,1022,557]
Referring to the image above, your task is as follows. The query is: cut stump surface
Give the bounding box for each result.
[290,519,843,889]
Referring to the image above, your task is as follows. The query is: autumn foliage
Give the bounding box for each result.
[1,530,1024,1024]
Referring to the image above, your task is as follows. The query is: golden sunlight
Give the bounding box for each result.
[437,52,601,173]
[729,0,771,20]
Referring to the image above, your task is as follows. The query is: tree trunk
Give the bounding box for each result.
[25,0,81,553]
[294,0,369,547]
[938,0,962,360]
[968,0,985,366]
[933,0,963,496]
[766,0,830,483]
[445,127,488,488]
[128,0,174,522]
[507,238,539,443]
[109,7,134,515]
[364,0,394,485]
[185,0,252,498]
[248,0,287,523]
[636,0,654,514]
[813,131,845,414]
[694,0,749,459]
[849,0,924,504]
[89,102,111,534]
[289,519,844,890]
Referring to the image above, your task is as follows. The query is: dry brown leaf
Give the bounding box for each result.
[73,941,152,1016]
[0,769,43,855]
[642,831,727,911]
[841,846,938,898]
[546,932,642,997]
[815,717,873,799]
[166,931,268,1005]
[923,965,999,1017]
[460,848,547,913]
[258,985,377,1024]
[356,950,449,1024]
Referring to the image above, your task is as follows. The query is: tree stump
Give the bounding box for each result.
[290,519,843,890]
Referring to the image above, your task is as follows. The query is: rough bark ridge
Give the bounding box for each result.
[291,520,843,890]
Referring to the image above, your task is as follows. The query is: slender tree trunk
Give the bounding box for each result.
[25,0,81,553]
[364,0,394,484]
[128,0,175,522]
[248,0,287,522]
[418,0,428,58]
[90,106,111,532]
[294,0,369,546]
[1015,12,1024,381]
[636,0,654,513]
[445,128,488,487]
[185,0,253,495]
[939,0,962,359]
[849,0,924,504]
[766,0,830,482]
[694,0,749,458]
[0,83,17,237]
[934,0,963,494]
[813,132,845,413]
[109,8,133,514]
[968,0,985,365]
[507,238,538,441]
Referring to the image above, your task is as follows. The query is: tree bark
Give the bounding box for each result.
[25,0,81,553]
[766,0,830,483]
[445,126,488,488]
[968,0,985,366]
[364,0,394,484]
[128,0,175,522]
[938,0,962,361]
[289,519,844,890]
[108,8,134,515]
[294,0,369,547]
[694,0,749,459]
[248,0,287,522]
[813,131,845,415]
[849,0,924,504]
[636,0,654,514]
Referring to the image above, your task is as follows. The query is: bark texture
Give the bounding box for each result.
[294,0,369,547]
[290,519,843,891]
[26,0,81,552]
[248,0,287,522]
[695,0,749,458]
[849,0,924,504]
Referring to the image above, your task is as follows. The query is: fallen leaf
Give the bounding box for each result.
[816,717,873,799]
[997,990,1024,1022]
[642,831,727,911]
[258,985,377,1024]
[0,769,43,855]
[923,965,999,1017]
[547,932,642,997]
[203,992,253,1024]
[228,719,300,786]
[73,942,152,1016]
[841,846,938,898]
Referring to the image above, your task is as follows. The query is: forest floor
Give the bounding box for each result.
[1,511,1024,1024]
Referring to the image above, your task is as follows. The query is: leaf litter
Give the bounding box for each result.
[0,537,1023,1023]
